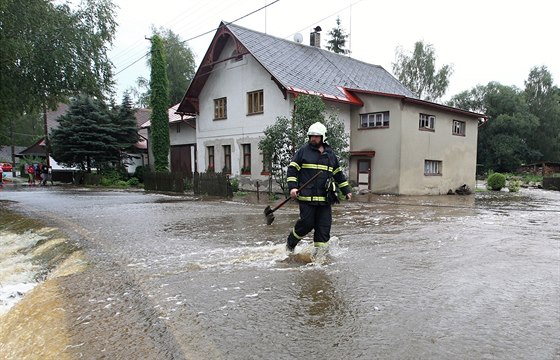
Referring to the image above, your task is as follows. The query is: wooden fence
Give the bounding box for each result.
[143,171,233,196]
[192,172,233,197]
[543,176,560,191]
[144,171,187,193]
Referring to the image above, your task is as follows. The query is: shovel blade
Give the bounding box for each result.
[264,205,275,225]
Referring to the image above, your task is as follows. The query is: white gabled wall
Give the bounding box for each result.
[196,39,291,177]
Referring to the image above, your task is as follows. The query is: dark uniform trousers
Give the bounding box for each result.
[287,202,332,249]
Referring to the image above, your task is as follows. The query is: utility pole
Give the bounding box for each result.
[43,102,50,167]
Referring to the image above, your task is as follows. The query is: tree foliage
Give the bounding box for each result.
[259,95,349,194]
[326,17,350,55]
[113,94,140,158]
[523,66,560,162]
[392,41,453,101]
[127,28,195,108]
[50,95,140,172]
[0,0,117,125]
[149,35,170,172]
[50,96,118,172]
[447,67,560,173]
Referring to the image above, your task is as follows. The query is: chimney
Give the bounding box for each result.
[310,26,322,48]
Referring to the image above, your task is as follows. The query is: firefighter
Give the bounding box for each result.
[286,122,352,253]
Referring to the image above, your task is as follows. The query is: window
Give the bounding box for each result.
[424,160,442,176]
[223,145,231,173]
[419,113,435,130]
[214,97,227,119]
[453,120,466,136]
[360,111,390,128]
[207,146,215,172]
[242,144,251,173]
[247,90,264,115]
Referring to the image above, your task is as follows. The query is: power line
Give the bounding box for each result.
[114,0,280,77]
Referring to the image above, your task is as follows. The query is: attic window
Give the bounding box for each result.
[231,49,243,62]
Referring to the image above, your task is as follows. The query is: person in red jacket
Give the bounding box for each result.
[27,164,35,185]
[285,122,352,253]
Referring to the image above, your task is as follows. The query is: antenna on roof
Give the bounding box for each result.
[293,33,303,43]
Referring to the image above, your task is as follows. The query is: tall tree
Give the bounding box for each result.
[259,95,349,194]
[112,94,141,162]
[149,35,170,172]
[128,28,196,108]
[50,96,119,172]
[0,0,117,123]
[523,66,560,162]
[392,41,453,102]
[326,17,350,55]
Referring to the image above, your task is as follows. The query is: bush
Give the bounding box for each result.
[230,178,239,193]
[487,172,506,191]
[127,177,140,186]
[508,179,522,192]
[133,166,145,183]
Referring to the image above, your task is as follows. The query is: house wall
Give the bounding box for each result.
[349,95,403,194]
[348,95,479,195]
[196,39,291,178]
[398,103,478,195]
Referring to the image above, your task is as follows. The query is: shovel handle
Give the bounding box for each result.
[270,170,322,213]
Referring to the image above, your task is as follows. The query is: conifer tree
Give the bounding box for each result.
[326,17,350,55]
[149,35,170,172]
[50,96,118,172]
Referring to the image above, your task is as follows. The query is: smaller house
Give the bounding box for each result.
[140,103,197,176]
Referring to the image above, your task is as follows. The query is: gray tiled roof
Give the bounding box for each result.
[226,23,416,100]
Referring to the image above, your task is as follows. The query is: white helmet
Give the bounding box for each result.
[307,122,327,142]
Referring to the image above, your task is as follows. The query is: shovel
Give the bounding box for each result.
[264,171,322,225]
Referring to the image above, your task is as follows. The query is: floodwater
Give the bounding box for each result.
[0,186,559,359]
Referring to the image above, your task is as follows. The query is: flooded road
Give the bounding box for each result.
[1,187,559,359]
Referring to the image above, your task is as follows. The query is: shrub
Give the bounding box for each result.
[230,178,239,193]
[127,177,140,186]
[487,172,506,191]
[508,179,522,192]
[133,166,145,183]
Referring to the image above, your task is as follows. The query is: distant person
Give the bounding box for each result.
[34,163,41,183]
[285,122,352,254]
[27,164,35,185]
[40,163,49,186]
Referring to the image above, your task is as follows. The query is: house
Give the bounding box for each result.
[175,22,486,195]
[140,104,197,175]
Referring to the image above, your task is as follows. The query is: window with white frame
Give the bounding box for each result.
[360,111,390,128]
[214,97,227,120]
[419,113,435,130]
[453,120,466,136]
[424,160,442,176]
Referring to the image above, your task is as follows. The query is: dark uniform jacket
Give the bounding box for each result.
[287,142,351,205]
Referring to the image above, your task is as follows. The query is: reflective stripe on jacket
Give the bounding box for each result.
[287,142,351,204]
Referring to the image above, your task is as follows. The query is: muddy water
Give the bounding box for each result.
[0,187,559,359]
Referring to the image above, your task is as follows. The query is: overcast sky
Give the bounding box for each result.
[109,0,559,103]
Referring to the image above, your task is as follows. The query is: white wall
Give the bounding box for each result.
[196,39,291,178]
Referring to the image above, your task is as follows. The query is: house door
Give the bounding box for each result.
[170,145,192,176]
[357,159,371,190]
